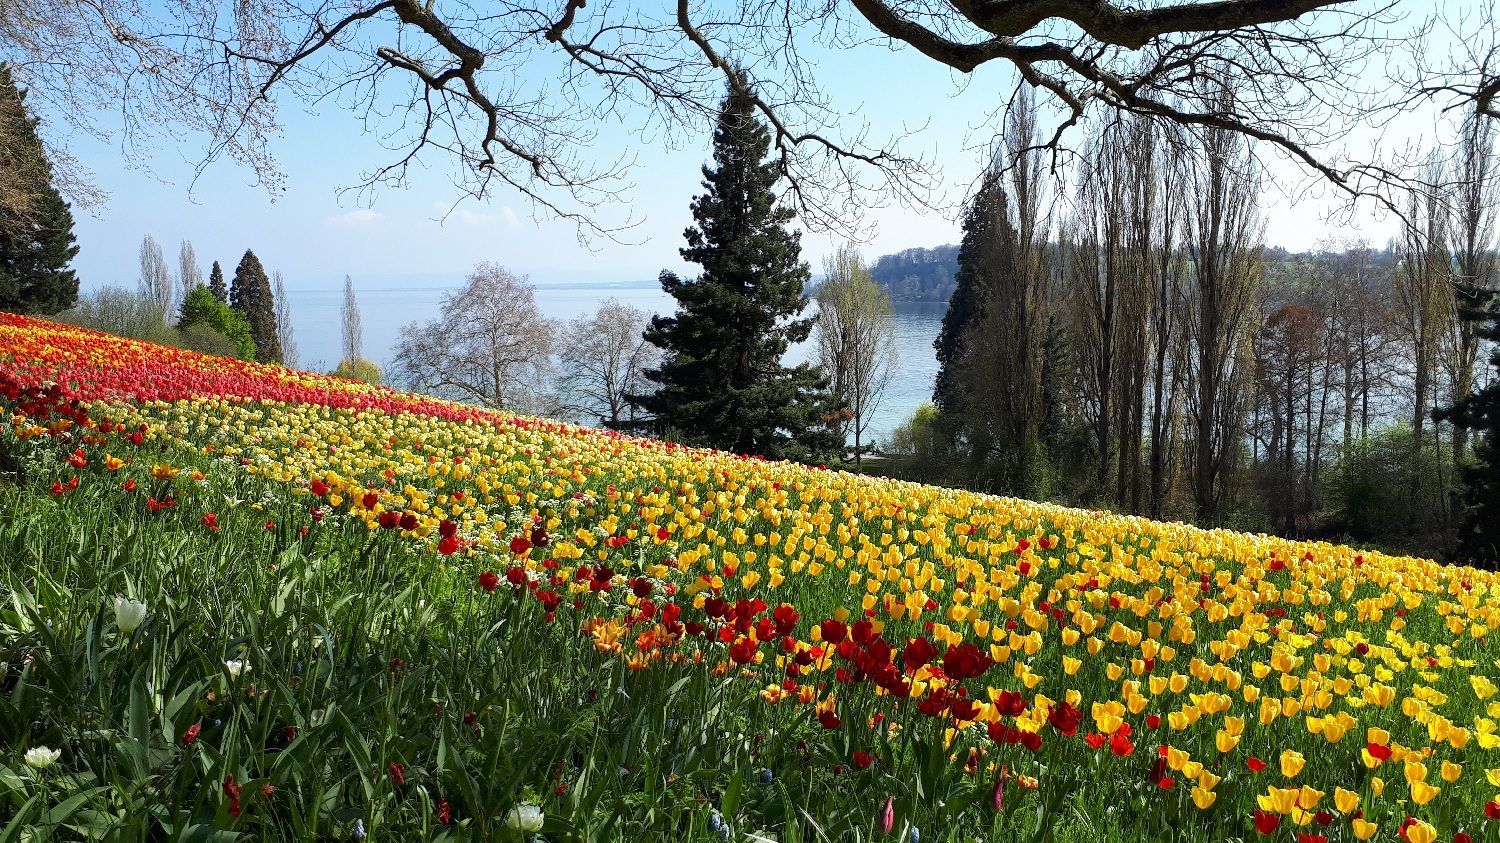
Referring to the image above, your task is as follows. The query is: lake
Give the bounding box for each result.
[284,279,944,445]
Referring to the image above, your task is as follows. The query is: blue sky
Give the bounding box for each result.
[57,14,1418,297]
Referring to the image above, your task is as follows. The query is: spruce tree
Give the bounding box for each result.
[207,260,228,303]
[628,85,839,463]
[1437,296,1500,567]
[0,65,79,315]
[229,249,282,363]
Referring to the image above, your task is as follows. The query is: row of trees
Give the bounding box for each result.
[916,93,1499,563]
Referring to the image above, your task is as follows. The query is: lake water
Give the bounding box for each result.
[284,279,944,445]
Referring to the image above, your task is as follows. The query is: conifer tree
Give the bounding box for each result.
[0,65,79,315]
[1438,296,1500,567]
[207,261,228,303]
[932,180,1002,413]
[229,249,282,363]
[628,84,839,462]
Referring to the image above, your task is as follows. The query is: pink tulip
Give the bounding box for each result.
[879,796,894,834]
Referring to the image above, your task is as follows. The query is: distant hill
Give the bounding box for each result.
[870,245,958,302]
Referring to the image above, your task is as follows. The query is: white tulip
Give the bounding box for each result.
[23,746,59,770]
[114,597,147,634]
[225,659,250,678]
[504,804,544,832]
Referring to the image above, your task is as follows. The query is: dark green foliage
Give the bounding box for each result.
[229,249,282,364]
[0,65,78,315]
[628,86,840,463]
[179,284,255,360]
[931,184,998,414]
[1437,297,1500,567]
[1324,426,1455,553]
[174,323,242,358]
[207,260,228,303]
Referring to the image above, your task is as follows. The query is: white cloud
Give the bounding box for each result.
[326,209,384,227]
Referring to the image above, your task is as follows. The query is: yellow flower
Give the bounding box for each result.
[1350,818,1378,840]
[1410,780,1440,805]
[1190,786,1216,810]
[1404,819,1437,843]
[1333,787,1359,813]
[1440,760,1462,783]
[1280,749,1305,779]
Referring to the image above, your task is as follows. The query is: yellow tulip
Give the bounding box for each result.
[1280,749,1305,779]
[1333,787,1359,813]
[1190,786,1216,810]
[1404,819,1437,843]
[1350,818,1378,840]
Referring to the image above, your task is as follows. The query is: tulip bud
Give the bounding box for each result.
[114,597,147,634]
[879,796,894,834]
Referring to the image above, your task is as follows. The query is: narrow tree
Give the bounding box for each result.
[1446,114,1499,465]
[229,249,282,363]
[0,65,78,315]
[178,240,203,299]
[1182,98,1264,522]
[273,270,298,368]
[815,245,896,467]
[1395,159,1452,518]
[392,262,555,410]
[207,260,228,303]
[557,299,658,428]
[138,235,173,320]
[341,274,363,365]
[628,83,840,463]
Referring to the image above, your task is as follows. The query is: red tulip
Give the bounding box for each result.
[1254,809,1280,835]
[1246,756,1267,772]
[478,571,500,592]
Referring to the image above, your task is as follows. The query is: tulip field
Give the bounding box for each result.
[3,312,1500,842]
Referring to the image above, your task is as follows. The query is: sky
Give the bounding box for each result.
[54,7,1428,297]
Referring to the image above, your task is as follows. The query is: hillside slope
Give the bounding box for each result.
[1,312,1497,841]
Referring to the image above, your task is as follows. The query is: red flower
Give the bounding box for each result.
[122,478,136,492]
[818,709,841,729]
[1454,834,1473,843]
[224,775,243,817]
[378,510,402,529]
[201,512,220,532]
[729,637,758,664]
[438,519,458,539]
[182,721,202,745]
[941,642,993,680]
[510,534,532,555]
[1084,732,1106,750]
[438,536,460,555]
[1254,809,1281,835]
[902,636,940,673]
[438,797,452,825]
[819,619,848,643]
[1246,756,1267,772]
[1366,742,1392,761]
[1297,834,1328,843]
[310,479,329,497]
[1048,701,1083,736]
[361,492,379,509]
[1487,801,1500,819]
[283,725,297,743]
[852,750,874,770]
[656,527,670,541]
[1146,714,1161,729]
[67,448,87,468]
[389,762,406,785]
[478,571,500,592]
[398,512,418,531]
[1109,731,1135,757]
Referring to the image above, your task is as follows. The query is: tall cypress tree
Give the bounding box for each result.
[1437,296,1500,567]
[628,84,839,463]
[229,249,282,363]
[0,66,79,315]
[931,178,1002,412]
[207,260,228,303]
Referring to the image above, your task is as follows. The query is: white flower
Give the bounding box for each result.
[225,659,250,678]
[114,597,147,634]
[504,804,544,832]
[24,747,59,770]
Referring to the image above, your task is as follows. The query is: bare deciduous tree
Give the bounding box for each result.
[273,270,299,368]
[557,299,658,429]
[814,245,895,467]
[178,240,203,300]
[1182,96,1264,522]
[8,0,1493,233]
[1445,114,1499,464]
[392,263,556,411]
[341,275,363,365]
[137,234,173,321]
